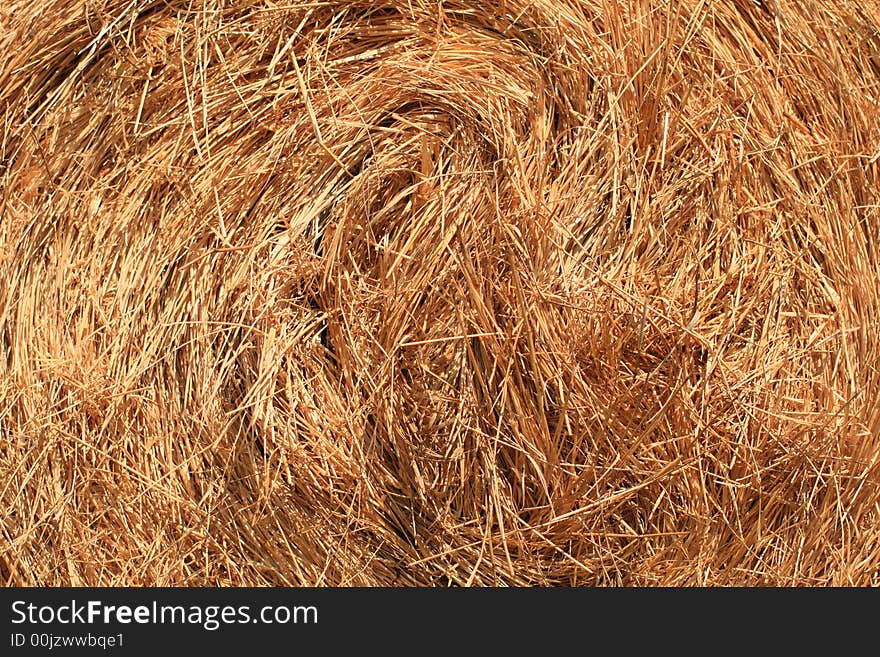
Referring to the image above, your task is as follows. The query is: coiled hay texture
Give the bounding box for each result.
[2,0,880,585]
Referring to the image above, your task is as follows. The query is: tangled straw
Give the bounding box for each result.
[2,0,880,585]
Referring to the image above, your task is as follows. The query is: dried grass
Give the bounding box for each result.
[2,0,880,586]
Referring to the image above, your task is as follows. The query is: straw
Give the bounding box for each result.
[1,0,879,585]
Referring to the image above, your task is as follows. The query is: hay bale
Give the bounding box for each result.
[1,0,879,585]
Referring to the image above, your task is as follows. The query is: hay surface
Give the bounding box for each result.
[2,0,880,586]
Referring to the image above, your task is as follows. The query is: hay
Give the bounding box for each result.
[1,0,880,586]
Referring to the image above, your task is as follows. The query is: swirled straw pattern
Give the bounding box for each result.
[2,0,880,585]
